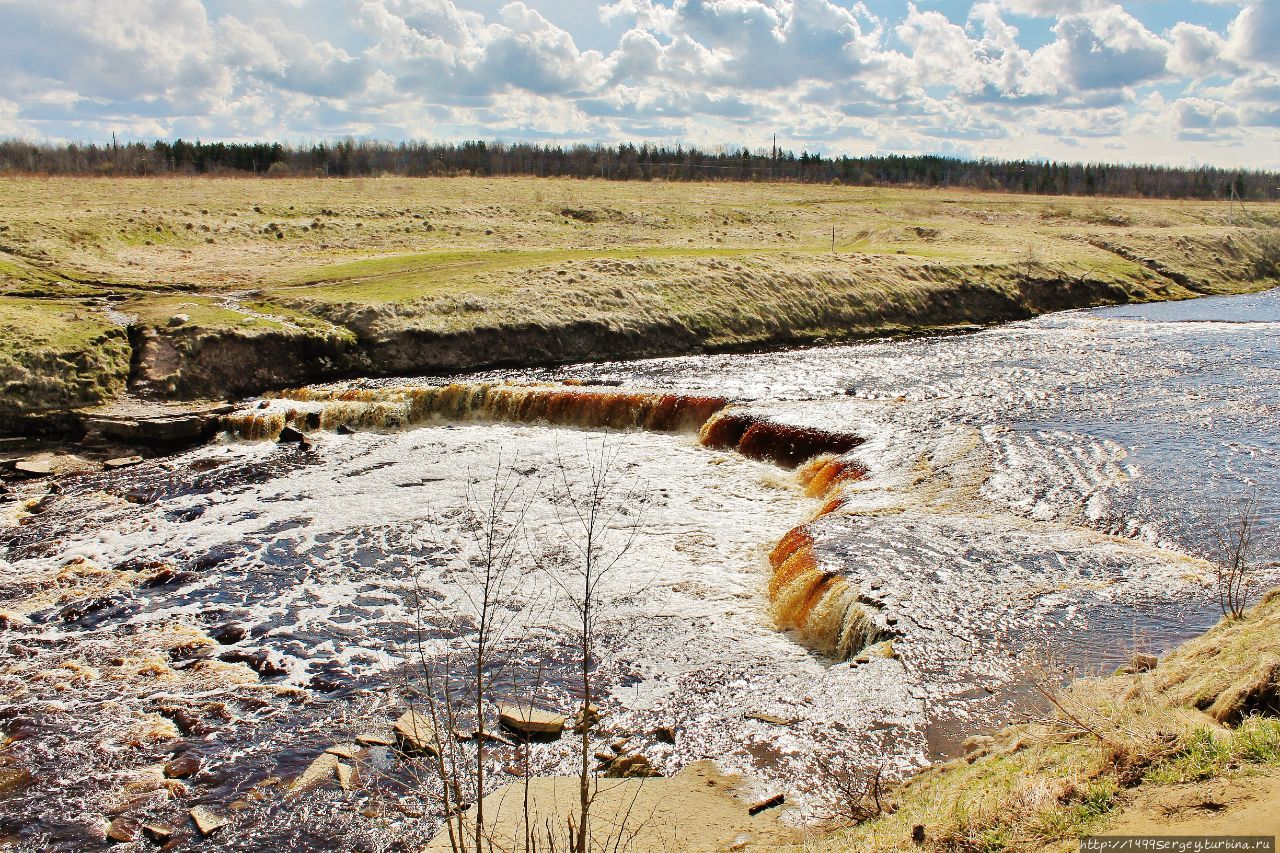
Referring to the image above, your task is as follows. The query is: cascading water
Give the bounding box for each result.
[2,288,1278,850]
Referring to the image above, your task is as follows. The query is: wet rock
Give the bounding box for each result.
[106,816,141,843]
[604,754,660,779]
[745,713,800,727]
[0,766,32,795]
[1122,653,1159,674]
[393,710,438,755]
[257,400,271,409]
[571,704,602,734]
[748,794,785,816]
[104,456,143,470]
[164,755,201,779]
[308,665,349,692]
[12,457,54,478]
[278,426,306,444]
[304,411,321,430]
[498,704,565,738]
[218,649,288,678]
[143,568,197,588]
[335,423,356,435]
[324,743,361,760]
[652,725,677,745]
[336,763,358,792]
[142,822,175,843]
[210,623,246,645]
[0,610,31,631]
[288,753,339,795]
[189,807,229,836]
[355,732,394,747]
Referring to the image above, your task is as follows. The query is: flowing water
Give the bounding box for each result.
[1,289,1277,850]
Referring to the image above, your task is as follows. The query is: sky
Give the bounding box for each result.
[0,0,1277,169]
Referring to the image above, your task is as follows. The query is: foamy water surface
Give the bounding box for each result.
[1,289,1277,850]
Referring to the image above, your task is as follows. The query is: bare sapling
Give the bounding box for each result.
[1211,491,1265,620]
[404,455,546,853]
[545,440,650,853]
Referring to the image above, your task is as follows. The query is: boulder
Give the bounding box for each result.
[189,807,229,836]
[12,457,54,478]
[278,426,306,444]
[653,726,677,745]
[141,822,175,843]
[499,704,565,738]
[1124,653,1159,674]
[210,624,246,645]
[604,754,661,779]
[288,753,339,795]
[336,424,356,436]
[164,755,201,779]
[324,743,361,761]
[168,314,189,327]
[106,816,141,843]
[394,710,438,755]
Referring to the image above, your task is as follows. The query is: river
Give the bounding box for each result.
[1,289,1277,850]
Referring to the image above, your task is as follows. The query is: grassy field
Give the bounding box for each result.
[2,176,1278,429]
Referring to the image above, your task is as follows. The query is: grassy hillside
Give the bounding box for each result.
[807,592,1280,851]
[2,176,1277,431]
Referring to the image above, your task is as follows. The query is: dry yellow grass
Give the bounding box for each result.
[801,591,1280,852]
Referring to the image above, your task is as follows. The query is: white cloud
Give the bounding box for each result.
[0,0,1273,168]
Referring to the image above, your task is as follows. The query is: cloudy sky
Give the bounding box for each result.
[1,0,1277,168]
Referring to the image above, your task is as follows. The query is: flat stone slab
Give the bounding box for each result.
[104,455,144,470]
[324,743,362,760]
[498,704,565,737]
[288,753,339,796]
[189,806,229,836]
[393,710,438,755]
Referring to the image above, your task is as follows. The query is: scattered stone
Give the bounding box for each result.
[325,743,361,760]
[394,710,438,755]
[103,456,143,470]
[168,314,189,327]
[141,822,175,843]
[604,754,661,779]
[335,424,356,435]
[652,726,677,745]
[12,458,54,478]
[499,704,566,738]
[189,806,229,836]
[106,816,141,843]
[355,733,394,747]
[571,704,602,734]
[1124,653,1159,674]
[745,713,799,727]
[593,752,616,765]
[288,753,339,795]
[164,755,201,779]
[336,763,358,792]
[610,739,630,754]
[278,426,306,444]
[747,793,784,816]
[0,767,32,796]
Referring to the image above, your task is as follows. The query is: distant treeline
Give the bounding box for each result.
[2,138,1277,201]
